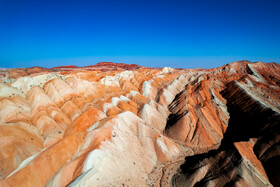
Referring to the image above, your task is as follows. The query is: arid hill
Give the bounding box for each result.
[51,62,144,72]
[0,61,279,186]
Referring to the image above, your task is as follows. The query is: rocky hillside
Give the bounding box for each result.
[0,61,279,186]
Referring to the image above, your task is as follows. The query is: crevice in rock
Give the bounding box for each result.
[165,111,188,131]
[164,91,188,131]
[221,81,280,186]
[169,80,280,186]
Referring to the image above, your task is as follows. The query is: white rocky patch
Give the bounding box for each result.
[70,111,158,186]
[140,104,167,131]
[100,71,134,87]
[102,102,115,113]
[0,83,25,98]
[7,148,46,179]
[142,80,154,98]
[12,73,62,94]
[247,64,266,83]
[162,67,174,73]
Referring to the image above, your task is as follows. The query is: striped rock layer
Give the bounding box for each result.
[0,61,279,187]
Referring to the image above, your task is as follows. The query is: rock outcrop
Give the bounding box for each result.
[0,61,279,186]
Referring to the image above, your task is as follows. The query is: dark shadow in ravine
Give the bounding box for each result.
[170,81,280,187]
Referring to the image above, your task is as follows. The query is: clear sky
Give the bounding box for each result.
[0,0,279,68]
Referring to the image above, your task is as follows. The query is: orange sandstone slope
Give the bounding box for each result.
[0,61,279,187]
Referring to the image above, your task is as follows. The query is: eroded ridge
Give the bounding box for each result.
[0,61,279,186]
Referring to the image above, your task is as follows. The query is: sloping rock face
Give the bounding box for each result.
[0,61,279,186]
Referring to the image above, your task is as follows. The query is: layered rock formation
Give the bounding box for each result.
[0,61,279,186]
[52,62,144,72]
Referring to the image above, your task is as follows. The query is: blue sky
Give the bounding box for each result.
[0,0,279,68]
